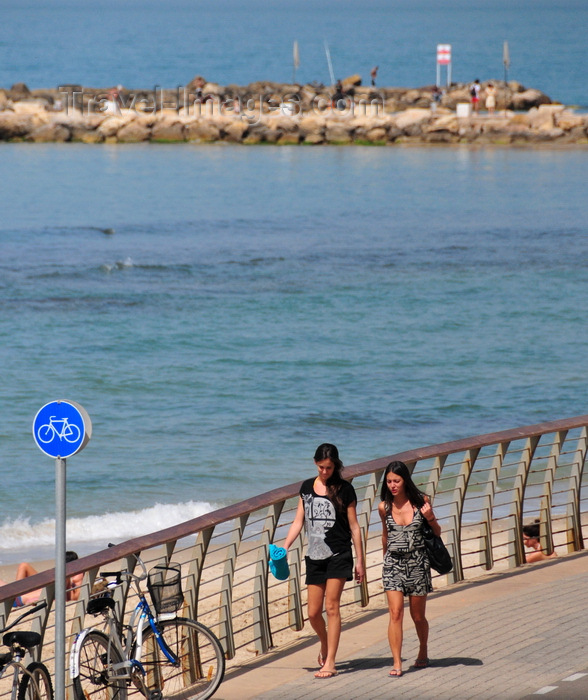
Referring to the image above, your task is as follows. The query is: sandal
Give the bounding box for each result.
[389,668,403,677]
[413,658,429,668]
[315,669,338,679]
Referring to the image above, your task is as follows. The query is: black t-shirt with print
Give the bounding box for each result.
[299,478,357,560]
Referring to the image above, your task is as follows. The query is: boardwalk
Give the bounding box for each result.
[218,551,588,699]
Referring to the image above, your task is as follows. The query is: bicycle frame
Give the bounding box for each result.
[0,658,25,700]
[0,602,50,700]
[70,588,178,682]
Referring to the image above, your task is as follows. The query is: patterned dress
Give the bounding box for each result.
[382,504,432,596]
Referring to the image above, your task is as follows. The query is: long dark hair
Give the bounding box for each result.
[314,443,345,513]
[380,460,426,511]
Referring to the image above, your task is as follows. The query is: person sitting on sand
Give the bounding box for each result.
[523,521,557,563]
[0,551,83,606]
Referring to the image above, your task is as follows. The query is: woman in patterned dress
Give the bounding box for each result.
[284,443,365,679]
[378,461,441,677]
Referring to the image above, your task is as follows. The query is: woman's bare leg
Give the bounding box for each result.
[319,578,345,674]
[307,583,328,669]
[386,590,405,673]
[409,594,429,663]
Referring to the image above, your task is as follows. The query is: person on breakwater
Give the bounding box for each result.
[378,461,440,677]
[284,443,365,679]
[485,83,496,115]
[523,520,557,563]
[470,79,481,114]
[0,551,83,606]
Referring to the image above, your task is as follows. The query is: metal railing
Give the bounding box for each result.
[1,415,587,697]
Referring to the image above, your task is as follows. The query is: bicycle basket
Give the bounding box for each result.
[147,562,184,615]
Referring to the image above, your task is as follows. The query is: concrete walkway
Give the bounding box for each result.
[217,551,588,699]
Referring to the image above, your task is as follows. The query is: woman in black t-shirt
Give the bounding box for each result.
[284,443,365,679]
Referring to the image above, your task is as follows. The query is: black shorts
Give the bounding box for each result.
[305,550,353,585]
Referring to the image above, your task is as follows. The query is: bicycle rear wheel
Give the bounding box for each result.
[140,618,225,700]
[72,630,128,700]
[18,662,54,700]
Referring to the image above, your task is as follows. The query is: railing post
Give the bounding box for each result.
[511,436,540,566]
[539,431,567,556]
[70,566,101,644]
[218,515,248,659]
[252,502,285,654]
[566,426,587,551]
[481,442,509,569]
[287,518,305,631]
[447,448,480,582]
[353,470,383,606]
[185,526,213,620]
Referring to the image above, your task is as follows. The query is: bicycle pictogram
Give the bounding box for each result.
[37,416,81,444]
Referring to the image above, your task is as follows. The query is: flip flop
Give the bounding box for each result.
[413,658,429,668]
[317,652,325,668]
[389,668,403,677]
[315,669,338,679]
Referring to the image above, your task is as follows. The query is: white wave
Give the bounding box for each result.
[0,501,216,555]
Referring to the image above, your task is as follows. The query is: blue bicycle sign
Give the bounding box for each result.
[33,400,92,458]
[37,416,81,444]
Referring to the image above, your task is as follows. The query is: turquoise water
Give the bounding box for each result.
[1,144,587,562]
[1,0,587,107]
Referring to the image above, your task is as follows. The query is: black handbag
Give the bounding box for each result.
[422,520,453,575]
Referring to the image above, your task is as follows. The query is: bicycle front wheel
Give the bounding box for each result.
[18,662,54,700]
[72,630,128,700]
[140,618,225,700]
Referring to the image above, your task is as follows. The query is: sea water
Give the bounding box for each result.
[1,0,588,564]
[1,144,587,563]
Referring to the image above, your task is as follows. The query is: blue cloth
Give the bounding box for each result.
[269,544,290,580]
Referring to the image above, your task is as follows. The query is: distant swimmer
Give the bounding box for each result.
[83,226,115,235]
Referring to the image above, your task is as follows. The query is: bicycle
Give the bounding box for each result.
[37,417,81,444]
[0,601,54,700]
[69,549,225,700]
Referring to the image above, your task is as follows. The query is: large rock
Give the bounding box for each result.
[62,114,105,138]
[117,120,151,142]
[325,123,352,143]
[426,114,459,134]
[26,122,70,142]
[0,111,46,139]
[511,89,552,110]
[364,127,387,143]
[394,108,431,131]
[526,104,564,130]
[8,83,31,99]
[151,118,185,141]
[555,110,585,130]
[222,119,249,142]
[97,116,128,138]
[342,74,362,90]
[184,119,221,141]
[11,99,50,113]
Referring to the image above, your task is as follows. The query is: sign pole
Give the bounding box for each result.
[436,44,452,88]
[32,399,92,700]
[55,457,66,700]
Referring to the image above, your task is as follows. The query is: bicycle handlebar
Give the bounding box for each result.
[101,543,148,584]
[0,601,47,634]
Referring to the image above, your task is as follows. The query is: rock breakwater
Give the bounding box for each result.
[1,80,586,146]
